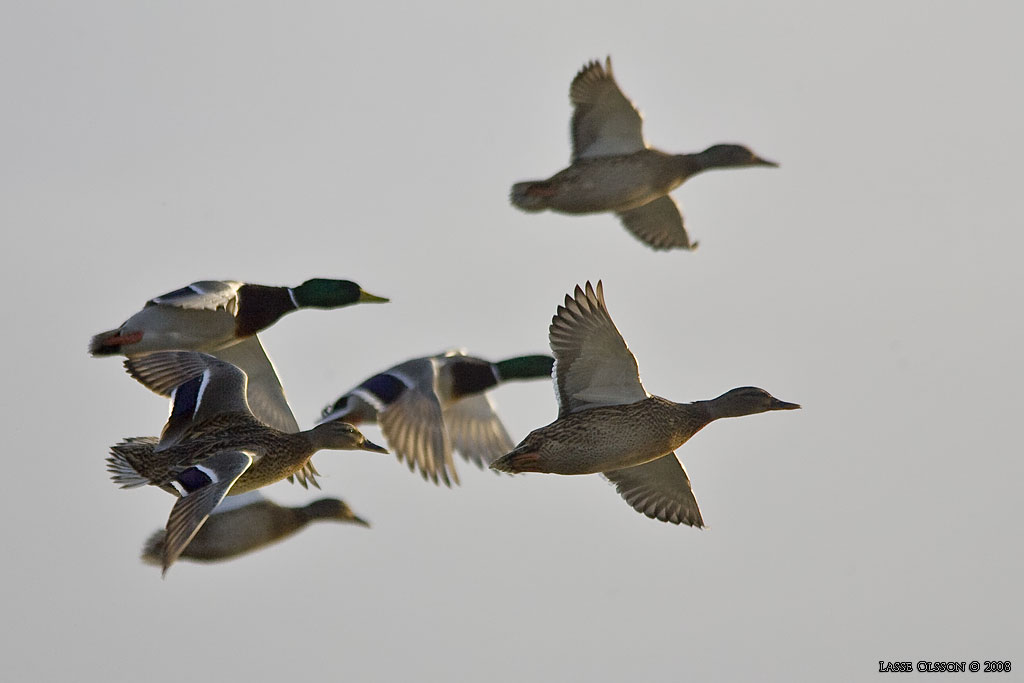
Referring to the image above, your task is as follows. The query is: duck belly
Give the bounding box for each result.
[545,162,668,214]
[527,411,683,475]
[513,151,681,215]
[231,452,306,493]
[120,307,239,355]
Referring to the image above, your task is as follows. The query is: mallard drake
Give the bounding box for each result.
[140,491,369,565]
[90,278,388,433]
[107,351,387,573]
[319,350,554,486]
[490,282,799,526]
[511,57,777,250]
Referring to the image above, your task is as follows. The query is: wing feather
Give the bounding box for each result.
[147,280,243,313]
[602,453,704,527]
[617,196,696,251]
[570,57,646,161]
[549,281,647,417]
[443,394,514,469]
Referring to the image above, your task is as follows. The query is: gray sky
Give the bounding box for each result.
[2,2,1021,681]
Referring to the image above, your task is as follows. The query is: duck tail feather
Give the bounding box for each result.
[510,182,551,212]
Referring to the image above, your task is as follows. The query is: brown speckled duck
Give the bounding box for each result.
[491,281,799,526]
[511,58,777,250]
[107,351,387,574]
[141,491,369,566]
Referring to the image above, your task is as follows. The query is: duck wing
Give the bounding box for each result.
[602,453,704,527]
[160,449,253,574]
[617,196,696,251]
[549,281,648,417]
[442,393,514,469]
[147,280,243,313]
[360,358,455,487]
[213,336,299,433]
[124,351,252,449]
[211,338,316,493]
[570,57,646,161]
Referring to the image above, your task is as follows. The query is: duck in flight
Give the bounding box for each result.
[140,490,370,566]
[511,58,777,250]
[90,278,388,435]
[320,350,554,486]
[107,351,387,573]
[491,281,799,526]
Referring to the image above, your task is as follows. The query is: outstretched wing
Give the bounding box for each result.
[443,393,514,469]
[213,336,299,433]
[161,450,253,575]
[124,351,252,449]
[549,281,647,417]
[212,336,318,491]
[602,453,704,527]
[379,376,457,487]
[617,196,696,251]
[570,57,646,161]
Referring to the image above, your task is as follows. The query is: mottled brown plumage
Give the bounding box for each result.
[106,351,387,574]
[491,282,799,527]
[110,414,385,495]
[499,397,713,475]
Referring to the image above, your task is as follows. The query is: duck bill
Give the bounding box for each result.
[770,398,801,410]
[753,155,779,168]
[360,438,389,454]
[350,514,371,528]
[358,290,390,304]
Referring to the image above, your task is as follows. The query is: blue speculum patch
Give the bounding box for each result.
[177,467,212,494]
[359,373,407,404]
[171,375,203,421]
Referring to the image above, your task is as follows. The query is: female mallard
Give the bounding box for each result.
[90,278,388,433]
[490,282,799,526]
[511,57,777,250]
[107,351,387,573]
[320,350,554,486]
[141,491,369,566]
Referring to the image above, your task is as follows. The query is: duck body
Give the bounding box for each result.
[91,300,239,356]
[320,350,554,485]
[110,413,376,496]
[512,149,697,215]
[90,279,385,357]
[503,397,711,475]
[141,493,369,565]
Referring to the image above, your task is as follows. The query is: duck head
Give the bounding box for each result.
[310,419,389,453]
[707,386,800,420]
[303,498,371,527]
[292,279,390,308]
[698,144,778,169]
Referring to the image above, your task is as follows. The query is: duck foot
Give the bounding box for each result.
[102,330,144,346]
[491,450,544,474]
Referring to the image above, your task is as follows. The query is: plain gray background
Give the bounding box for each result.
[2,2,1020,681]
